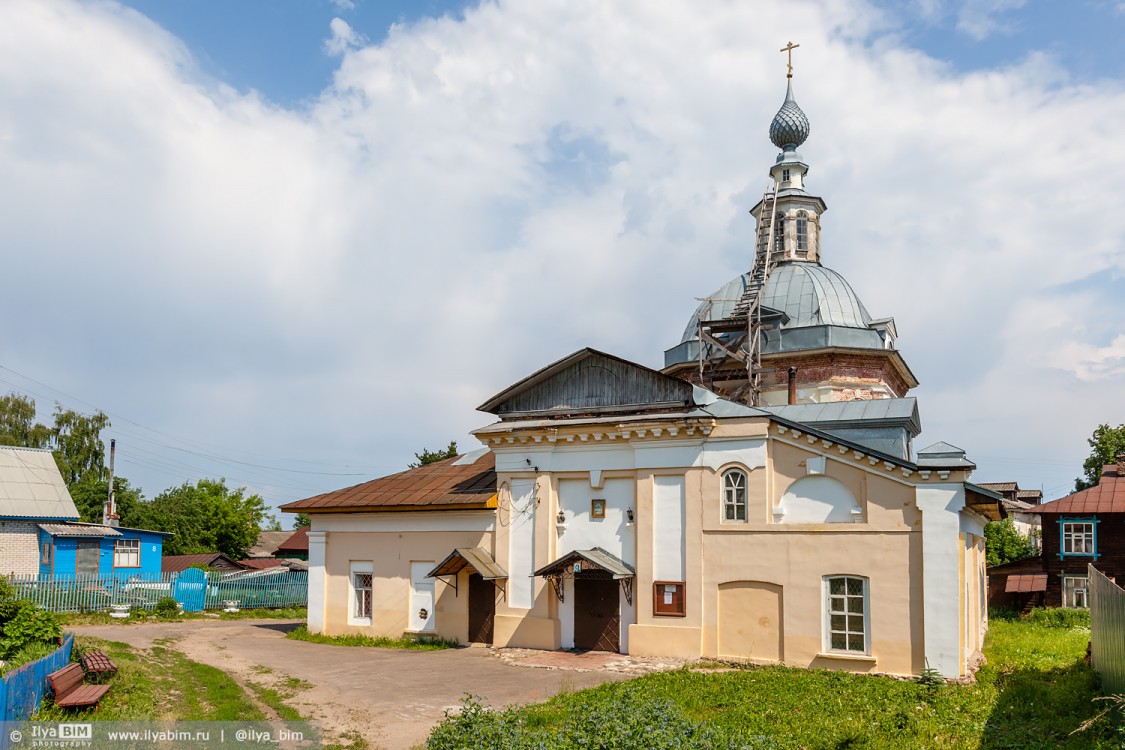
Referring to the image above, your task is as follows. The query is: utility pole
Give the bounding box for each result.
[104,438,118,527]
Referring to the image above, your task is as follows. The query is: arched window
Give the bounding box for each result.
[796,211,809,252]
[722,469,747,522]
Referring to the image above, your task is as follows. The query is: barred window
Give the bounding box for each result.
[825,576,868,653]
[353,573,373,620]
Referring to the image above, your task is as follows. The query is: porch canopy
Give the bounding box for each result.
[1005,574,1047,593]
[534,547,634,604]
[427,547,507,594]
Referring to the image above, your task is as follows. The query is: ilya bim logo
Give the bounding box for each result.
[14,723,94,742]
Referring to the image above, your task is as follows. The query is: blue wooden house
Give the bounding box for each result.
[37,522,170,580]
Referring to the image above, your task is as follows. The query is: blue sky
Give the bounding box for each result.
[1,0,1122,517]
[119,0,1125,106]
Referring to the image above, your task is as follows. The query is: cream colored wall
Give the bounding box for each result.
[632,438,926,676]
[321,528,491,642]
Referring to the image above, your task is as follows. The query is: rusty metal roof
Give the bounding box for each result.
[1005,574,1047,593]
[280,451,496,513]
[427,547,507,580]
[276,527,308,553]
[534,548,634,579]
[1035,464,1125,514]
[978,482,1018,493]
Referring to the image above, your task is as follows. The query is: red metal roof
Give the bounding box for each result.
[1034,464,1125,514]
[237,558,285,570]
[161,553,240,572]
[1005,574,1047,593]
[279,451,496,513]
[276,527,308,553]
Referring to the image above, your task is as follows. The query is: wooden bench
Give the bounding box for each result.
[79,650,117,682]
[47,663,110,709]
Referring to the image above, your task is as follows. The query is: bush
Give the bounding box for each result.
[1,641,57,675]
[0,578,62,661]
[1025,607,1090,629]
[426,688,743,750]
[154,597,180,618]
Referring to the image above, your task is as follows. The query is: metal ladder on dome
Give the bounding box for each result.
[694,179,779,405]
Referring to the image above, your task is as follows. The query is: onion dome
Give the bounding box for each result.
[768,81,810,151]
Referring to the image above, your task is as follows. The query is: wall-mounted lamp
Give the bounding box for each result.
[556,510,566,525]
[626,508,635,524]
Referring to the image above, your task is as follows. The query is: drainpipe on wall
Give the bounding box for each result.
[787,367,798,405]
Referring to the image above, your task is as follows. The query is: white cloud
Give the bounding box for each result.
[955,0,1028,40]
[0,0,1121,509]
[324,17,363,56]
[331,0,356,10]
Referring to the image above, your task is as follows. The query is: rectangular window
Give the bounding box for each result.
[781,168,791,182]
[1062,521,1095,556]
[353,573,373,621]
[113,539,140,568]
[1064,576,1088,608]
[653,581,686,617]
[825,576,868,654]
[796,216,808,251]
[41,542,52,566]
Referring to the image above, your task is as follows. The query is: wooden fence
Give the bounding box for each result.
[1088,564,1125,694]
[7,570,307,613]
[0,633,73,721]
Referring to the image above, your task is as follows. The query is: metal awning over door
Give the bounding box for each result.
[426,547,507,595]
[534,547,634,605]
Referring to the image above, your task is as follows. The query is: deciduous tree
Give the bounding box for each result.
[409,440,458,468]
[140,478,271,558]
[984,519,1036,567]
[1076,423,1125,492]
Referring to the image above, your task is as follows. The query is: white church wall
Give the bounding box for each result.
[779,475,861,523]
[916,483,966,678]
[652,475,685,582]
[508,480,537,609]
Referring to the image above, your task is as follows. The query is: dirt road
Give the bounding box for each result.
[69,620,638,749]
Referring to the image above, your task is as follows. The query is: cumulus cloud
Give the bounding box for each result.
[331,0,356,10]
[0,0,1121,508]
[955,0,1028,39]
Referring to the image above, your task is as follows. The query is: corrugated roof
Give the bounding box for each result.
[0,447,79,520]
[1005,574,1047,593]
[280,451,496,512]
[162,553,239,572]
[761,398,921,434]
[247,531,294,558]
[978,482,1018,493]
[38,523,121,537]
[1035,464,1125,514]
[428,547,507,580]
[237,558,284,570]
[1017,489,1043,503]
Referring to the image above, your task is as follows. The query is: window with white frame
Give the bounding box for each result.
[352,572,373,622]
[113,538,140,568]
[773,214,785,253]
[781,168,791,183]
[825,575,868,654]
[796,211,809,252]
[1061,521,1095,556]
[722,469,747,522]
[1064,576,1088,609]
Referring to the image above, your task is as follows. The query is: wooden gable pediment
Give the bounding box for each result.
[478,348,695,418]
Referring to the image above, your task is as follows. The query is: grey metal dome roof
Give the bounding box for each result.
[769,81,810,150]
[681,263,873,343]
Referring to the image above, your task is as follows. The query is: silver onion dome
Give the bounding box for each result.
[768,81,810,150]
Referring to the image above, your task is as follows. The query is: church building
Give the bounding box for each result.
[282,56,1002,680]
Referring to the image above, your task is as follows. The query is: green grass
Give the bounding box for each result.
[34,637,266,721]
[285,625,458,650]
[429,615,1119,749]
[58,606,307,626]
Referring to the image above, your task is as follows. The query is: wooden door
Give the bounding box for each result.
[76,542,100,576]
[467,573,495,644]
[574,577,620,652]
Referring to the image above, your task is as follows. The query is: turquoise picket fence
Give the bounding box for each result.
[0,633,73,721]
[7,571,307,613]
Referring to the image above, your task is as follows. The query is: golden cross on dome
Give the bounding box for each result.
[780,41,800,79]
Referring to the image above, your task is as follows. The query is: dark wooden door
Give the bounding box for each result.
[467,573,494,644]
[76,542,100,576]
[574,577,620,652]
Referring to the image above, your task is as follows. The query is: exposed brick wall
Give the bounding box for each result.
[0,520,41,575]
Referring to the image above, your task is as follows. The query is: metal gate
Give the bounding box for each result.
[173,568,207,612]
